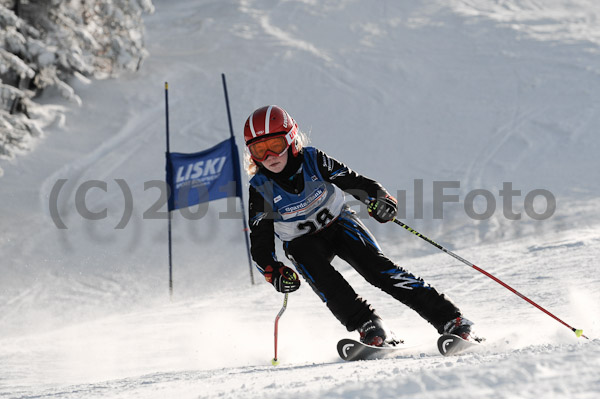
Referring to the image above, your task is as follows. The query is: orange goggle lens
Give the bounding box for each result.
[248,135,289,161]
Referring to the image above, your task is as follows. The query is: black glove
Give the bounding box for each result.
[368,194,398,223]
[264,263,300,293]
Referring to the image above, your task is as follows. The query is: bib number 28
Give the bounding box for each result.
[297,208,335,234]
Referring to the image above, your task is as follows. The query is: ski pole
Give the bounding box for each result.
[272,293,289,365]
[390,217,588,339]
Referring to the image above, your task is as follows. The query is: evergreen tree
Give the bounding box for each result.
[0,0,154,170]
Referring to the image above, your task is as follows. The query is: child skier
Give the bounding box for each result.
[245,105,479,346]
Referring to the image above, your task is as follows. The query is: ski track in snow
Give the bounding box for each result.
[2,229,599,398]
[1,0,600,398]
[9,340,600,399]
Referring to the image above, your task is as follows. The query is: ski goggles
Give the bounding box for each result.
[247,134,290,162]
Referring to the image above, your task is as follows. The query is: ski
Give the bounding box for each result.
[337,338,416,361]
[437,334,481,356]
[338,334,482,361]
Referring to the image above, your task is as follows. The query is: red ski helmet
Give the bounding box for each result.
[244,105,299,161]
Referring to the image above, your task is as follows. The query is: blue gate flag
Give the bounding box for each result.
[166,137,242,211]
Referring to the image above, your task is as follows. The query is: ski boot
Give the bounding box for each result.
[357,316,401,347]
[443,316,484,343]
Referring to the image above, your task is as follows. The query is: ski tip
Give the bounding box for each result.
[337,339,357,361]
[437,333,480,356]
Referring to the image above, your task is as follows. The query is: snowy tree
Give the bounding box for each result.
[0,0,154,171]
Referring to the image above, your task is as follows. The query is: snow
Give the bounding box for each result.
[1,0,599,398]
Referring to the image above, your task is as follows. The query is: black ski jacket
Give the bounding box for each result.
[248,148,389,272]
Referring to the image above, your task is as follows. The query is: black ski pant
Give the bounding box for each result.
[284,208,461,333]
